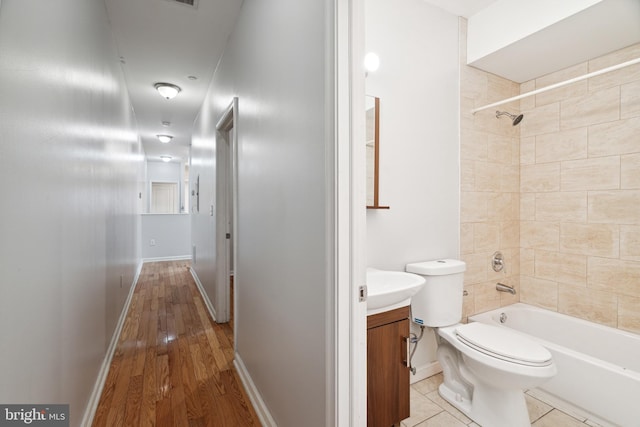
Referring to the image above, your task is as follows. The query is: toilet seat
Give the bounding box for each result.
[456,323,552,367]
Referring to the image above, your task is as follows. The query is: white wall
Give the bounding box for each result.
[0,0,143,424]
[190,0,334,425]
[365,0,459,268]
[141,214,191,260]
[365,0,460,381]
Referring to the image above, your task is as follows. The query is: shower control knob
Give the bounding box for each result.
[492,251,505,272]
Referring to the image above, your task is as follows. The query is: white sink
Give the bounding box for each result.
[366,268,426,315]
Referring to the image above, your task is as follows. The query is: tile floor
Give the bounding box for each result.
[403,373,604,427]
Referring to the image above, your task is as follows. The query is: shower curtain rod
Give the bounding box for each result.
[471,57,640,114]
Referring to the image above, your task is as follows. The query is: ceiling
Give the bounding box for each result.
[421,0,499,18]
[467,0,640,83]
[105,0,640,165]
[104,0,499,166]
[104,0,242,164]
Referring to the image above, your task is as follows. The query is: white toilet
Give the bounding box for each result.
[406,259,556,427]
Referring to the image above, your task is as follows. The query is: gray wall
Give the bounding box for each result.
[190,0,333,424]
[0,0,143,423]
[141,214,191,259]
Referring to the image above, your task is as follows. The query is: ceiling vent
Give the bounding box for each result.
[166,0,198,8]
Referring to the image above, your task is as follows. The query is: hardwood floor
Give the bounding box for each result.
[92,261,260,427]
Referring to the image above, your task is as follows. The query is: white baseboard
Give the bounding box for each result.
[81,259,144,427]
[234,354,277,427]
[189,267,217,322]
[142,255,192,263]
[410,361,442,385]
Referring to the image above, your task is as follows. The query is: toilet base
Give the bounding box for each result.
[436,334,532,427]
[439,381,530,427]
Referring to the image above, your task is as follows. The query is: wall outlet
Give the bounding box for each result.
[150,238,156,246]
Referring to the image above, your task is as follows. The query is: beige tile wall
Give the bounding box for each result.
[519,43,640,333]
[459,17,640,333]
[459,19,520,320]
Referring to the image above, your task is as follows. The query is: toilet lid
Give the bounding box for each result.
[456,322,552,367]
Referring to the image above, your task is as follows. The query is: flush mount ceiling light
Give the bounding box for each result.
[157,134,173,143]
[154,82,181,100]
[161,120,171,127]
[160,155,172,162]
[364,52,380,73]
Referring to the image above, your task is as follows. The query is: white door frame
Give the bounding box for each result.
[333,0,367,424]
[214,97,239,325]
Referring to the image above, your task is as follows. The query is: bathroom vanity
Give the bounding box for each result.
[367,306,410,426]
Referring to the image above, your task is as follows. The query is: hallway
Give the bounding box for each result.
[92,261,260,426]
[1,0,344,424]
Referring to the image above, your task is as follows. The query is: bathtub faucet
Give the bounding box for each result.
[496,282,516,295]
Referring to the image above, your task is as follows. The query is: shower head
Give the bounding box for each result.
[496,110,524,126]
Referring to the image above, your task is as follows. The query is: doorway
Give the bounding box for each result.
[150,181,179,213]
[214,98,238,333]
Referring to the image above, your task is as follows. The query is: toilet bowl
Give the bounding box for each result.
[406,260,556,427]
[437,322,556,426]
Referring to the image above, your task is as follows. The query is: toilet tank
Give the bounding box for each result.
[406,259,466,327]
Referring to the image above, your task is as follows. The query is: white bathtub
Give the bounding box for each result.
[470,303,640,427]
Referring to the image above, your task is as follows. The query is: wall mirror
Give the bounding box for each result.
[144,159,190,214]
[366,95,388,209]
[151,182,179,213]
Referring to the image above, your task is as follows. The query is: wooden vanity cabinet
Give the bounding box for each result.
[367,306,410,427]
